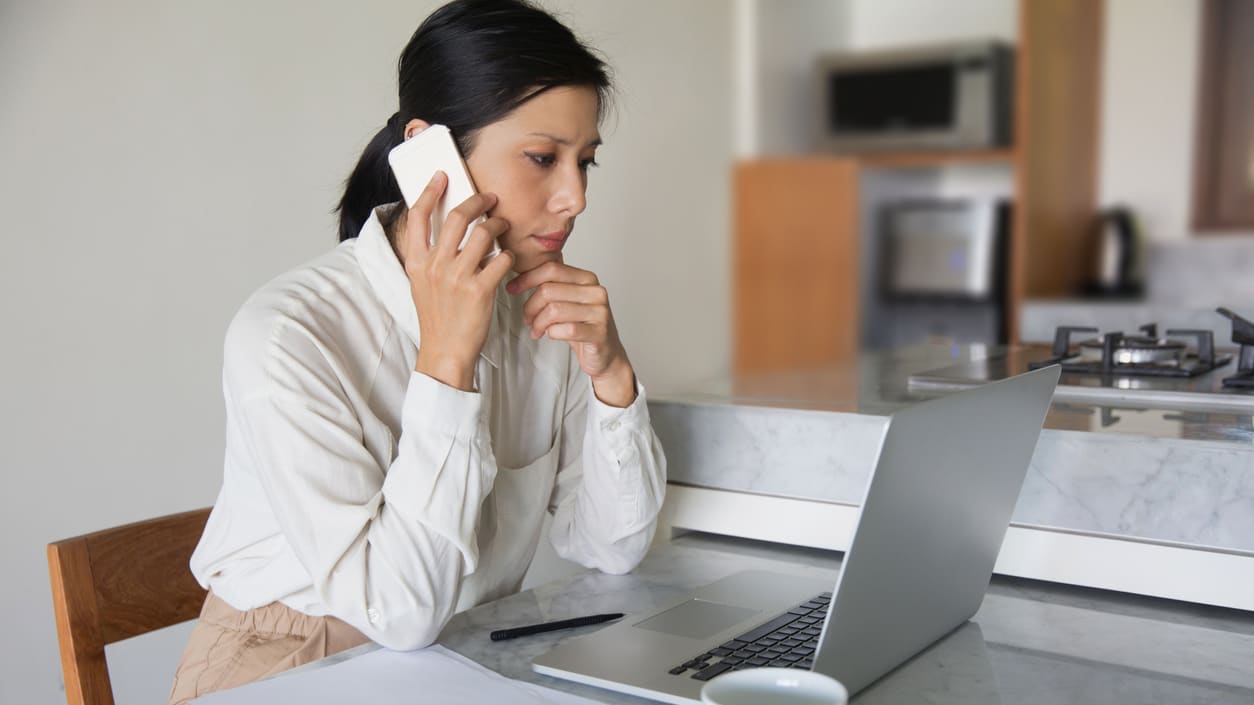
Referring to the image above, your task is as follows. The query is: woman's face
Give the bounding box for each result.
[464,85,601,273]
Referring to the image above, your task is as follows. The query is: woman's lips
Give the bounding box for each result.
[532,231,568,251]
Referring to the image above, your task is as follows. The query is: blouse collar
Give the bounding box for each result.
[354,205,511,368]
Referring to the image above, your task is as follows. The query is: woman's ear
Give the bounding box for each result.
[403,118,431,141]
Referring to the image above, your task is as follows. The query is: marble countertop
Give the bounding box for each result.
[655,344,1254,445]
[647,345,1254,557]
[307,533,1254,704]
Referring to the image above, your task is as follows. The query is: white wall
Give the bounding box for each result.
[845,0,1016,48]
[736,0,1017,156]
[737,0,851,155]
[1097,0,1199,241]
[0,2,733,703]
[1096,0,1254,241]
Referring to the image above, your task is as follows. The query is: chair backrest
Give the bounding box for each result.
[47,508,211,705]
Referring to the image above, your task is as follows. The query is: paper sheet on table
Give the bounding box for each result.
[192,645,603,705]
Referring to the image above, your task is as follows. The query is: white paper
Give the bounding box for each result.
[192,645,604,705]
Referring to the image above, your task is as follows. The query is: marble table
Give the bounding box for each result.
[295,533,1254,704]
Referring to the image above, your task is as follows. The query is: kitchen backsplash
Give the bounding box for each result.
[1147,237,1254,305]
[1020,237,1254,344]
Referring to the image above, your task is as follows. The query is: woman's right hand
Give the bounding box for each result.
[402,171,515,391]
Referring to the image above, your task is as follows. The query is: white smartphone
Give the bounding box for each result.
[387,124,499,255]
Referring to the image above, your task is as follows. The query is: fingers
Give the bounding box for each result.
[538,321,599,343]
[454,216,509,273]
[433,192,498,258]
[527,301,608,341]
[404,171,447,261]
[506,261,597,295]
[478,246,515,288]
[521,282,608,325]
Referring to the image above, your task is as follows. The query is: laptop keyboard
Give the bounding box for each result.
[667,592,830,681]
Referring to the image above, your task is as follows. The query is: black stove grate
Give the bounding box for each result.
[1225,373,1254,389]
[1027,325,1233,378]
[1028,356,1233,378]
[1218,308,1254,389]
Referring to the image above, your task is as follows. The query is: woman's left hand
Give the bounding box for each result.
[507,261,636,407]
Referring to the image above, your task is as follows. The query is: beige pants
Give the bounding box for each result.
[167,591,369,705]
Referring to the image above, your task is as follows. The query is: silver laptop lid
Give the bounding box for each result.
[813,365,1060,693]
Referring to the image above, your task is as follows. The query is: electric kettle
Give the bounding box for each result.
[1083,206,1144,298]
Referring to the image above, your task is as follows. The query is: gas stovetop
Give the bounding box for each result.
[1025,324,1232,378]
[907,308,1254,413]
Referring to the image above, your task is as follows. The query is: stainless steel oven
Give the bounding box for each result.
[881,199,1008,301]
[863,199,1011,350]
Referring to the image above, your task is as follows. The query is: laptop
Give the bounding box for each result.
[532,365,1060,703]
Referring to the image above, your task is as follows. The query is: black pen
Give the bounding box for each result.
[489,612,625,641]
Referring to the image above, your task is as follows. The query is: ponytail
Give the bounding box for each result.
[335,112,404,242]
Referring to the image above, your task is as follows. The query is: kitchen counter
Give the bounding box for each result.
[664,343,1254,443]
[646,344,1254,611]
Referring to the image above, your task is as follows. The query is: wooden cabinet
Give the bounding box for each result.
[733,0,1104,373]
[732,159,860,374]
[1012,0,1104,328]
[1193,0,1254,228]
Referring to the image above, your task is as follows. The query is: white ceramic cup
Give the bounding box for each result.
[700,667,849,705]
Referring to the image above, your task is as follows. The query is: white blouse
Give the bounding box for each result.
[189,206,667,650]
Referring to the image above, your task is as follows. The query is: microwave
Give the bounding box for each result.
[816,41,1014,152]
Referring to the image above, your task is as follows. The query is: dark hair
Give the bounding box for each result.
[335,0,612,242]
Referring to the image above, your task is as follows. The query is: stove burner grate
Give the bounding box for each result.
[1217,308,1254,389]
[1027,325,1233,378]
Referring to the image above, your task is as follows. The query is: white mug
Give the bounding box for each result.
[700,667,849,705]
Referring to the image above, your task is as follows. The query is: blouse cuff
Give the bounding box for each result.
[588,381,651,441]
[403,370,483,437]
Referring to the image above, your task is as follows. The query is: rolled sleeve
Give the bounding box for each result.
[401,370,483,438]
[548,363,667,574]
[381,370,495,575]
[587,381,653,456]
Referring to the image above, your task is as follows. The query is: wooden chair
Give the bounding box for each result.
[47,508,211,705]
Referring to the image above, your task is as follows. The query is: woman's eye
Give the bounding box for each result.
[526,153,556,167]
[525,153,598,170]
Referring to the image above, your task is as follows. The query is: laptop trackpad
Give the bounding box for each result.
[633,599,760,640]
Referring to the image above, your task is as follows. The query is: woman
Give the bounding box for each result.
[168,1,666,701]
